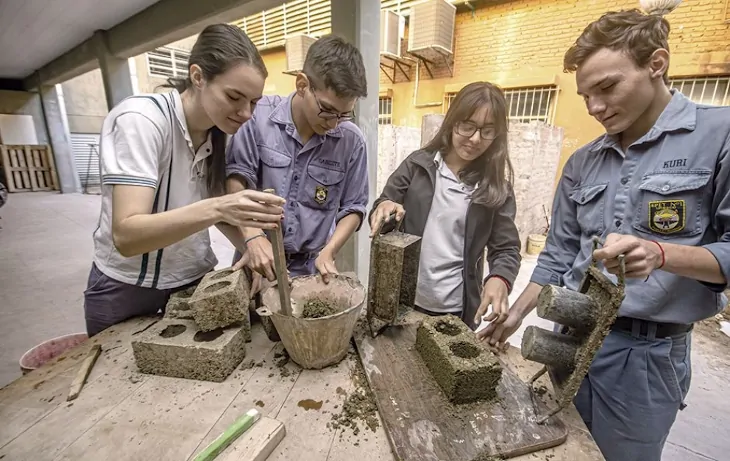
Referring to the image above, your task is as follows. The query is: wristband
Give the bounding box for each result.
[245,233,266,245]
[651,240,665,269]
[486,275,511,292]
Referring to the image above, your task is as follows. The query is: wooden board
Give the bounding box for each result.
[216,416,286,461]
[0,144,59,192]
[354,315,568,461]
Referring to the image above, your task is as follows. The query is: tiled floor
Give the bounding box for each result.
[0,191,728,460]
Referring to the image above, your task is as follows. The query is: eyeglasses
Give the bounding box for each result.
[311,89,354,122]
[455,121,498,141]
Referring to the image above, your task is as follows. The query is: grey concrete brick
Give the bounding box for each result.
[190,268,250,339]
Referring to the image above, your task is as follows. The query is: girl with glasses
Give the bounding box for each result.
[369,82,521,333]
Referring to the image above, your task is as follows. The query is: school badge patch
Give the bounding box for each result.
[314,185,328,205]
[648,200,685,234]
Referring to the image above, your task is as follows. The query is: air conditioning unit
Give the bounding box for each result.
[407,0,456,55]
[285,34,317,73]
[380,10,403,56]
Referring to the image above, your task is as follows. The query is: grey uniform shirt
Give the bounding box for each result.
[415,152,474,314]
[532,90,730,324]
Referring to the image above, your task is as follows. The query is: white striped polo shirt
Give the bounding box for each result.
[92,89,218,289]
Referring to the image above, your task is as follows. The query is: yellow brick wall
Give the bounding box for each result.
[253,0,729,176]
[380,0,730,175]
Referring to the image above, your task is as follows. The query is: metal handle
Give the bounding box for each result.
[591,236,626,287]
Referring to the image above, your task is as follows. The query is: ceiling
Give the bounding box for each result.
[0,0,162,79]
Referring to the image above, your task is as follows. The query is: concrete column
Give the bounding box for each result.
[421,114,444,147]
[331,0,381,284]
[93,30,134,110]
[38,84,81,193]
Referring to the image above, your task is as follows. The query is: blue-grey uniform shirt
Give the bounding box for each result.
[225,93,369,258]
[532,90,730,324]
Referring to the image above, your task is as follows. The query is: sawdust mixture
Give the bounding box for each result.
[327,350,380,437]
[302,297,340,319]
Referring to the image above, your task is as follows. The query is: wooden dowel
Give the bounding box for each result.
[263,188,292,317]
[67,344,102,401]
[521,326,580,370]
[536,285,597,330]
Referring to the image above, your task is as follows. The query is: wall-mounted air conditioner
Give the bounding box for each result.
[380,10,403,57]
[407,0,456,55]
[284,34,317,74]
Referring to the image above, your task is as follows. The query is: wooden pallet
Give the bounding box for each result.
[0,144,59,192]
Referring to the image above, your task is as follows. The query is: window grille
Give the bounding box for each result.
[147,47,190,78]
[379,97,393,125]
[444,86,559,125]
[669,76,730,106]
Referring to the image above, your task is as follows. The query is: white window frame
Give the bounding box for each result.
[379,96,393,125]
[146,47,191,79]
[669,76,730,106]
[444,85,559,125]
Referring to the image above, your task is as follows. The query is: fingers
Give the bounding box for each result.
[594,238,639,261]
[244,190,286,206]
[475,322,497,341]
[232,256,247,271]
[496,297,510,324]
[369,211,384,238]
[395,204,406,222]
[250,272,261,298]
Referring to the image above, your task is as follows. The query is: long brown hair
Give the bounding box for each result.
[423,81,513,207]
[163,23,268,197]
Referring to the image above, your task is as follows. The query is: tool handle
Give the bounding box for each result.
[263,188,292,317]
[67,344,102,401]
[193,409,261,461]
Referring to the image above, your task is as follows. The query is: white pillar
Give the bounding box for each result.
[330,0,381,284]
[93,31,135,110]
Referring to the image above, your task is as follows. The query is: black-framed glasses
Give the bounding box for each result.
[455,121,498,141]
[311,89,354,122]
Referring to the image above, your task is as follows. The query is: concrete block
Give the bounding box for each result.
[368,231,421,321]
[191,268,250,339]
[131,319,246,382]
[164,286,196,320]
[415,314,502,404]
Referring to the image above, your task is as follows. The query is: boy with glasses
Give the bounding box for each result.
[226,34,369,290]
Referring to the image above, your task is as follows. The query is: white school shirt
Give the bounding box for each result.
[414,152,474,314]
[92,89,218,289]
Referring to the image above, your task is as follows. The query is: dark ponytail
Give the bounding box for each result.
[162,23,268,197]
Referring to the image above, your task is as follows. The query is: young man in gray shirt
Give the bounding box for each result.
[479,6,730,461]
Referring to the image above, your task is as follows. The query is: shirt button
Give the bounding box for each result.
[615,219,621,228]
[661,184,670,192]
[287,227,292,232]
[620,177,629,185]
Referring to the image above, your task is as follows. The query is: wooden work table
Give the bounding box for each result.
[0,316,605,460]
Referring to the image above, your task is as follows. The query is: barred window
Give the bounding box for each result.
[379,97,393,125]
[147,47,191,79]
[669,76,729,106]
[444,85,559,125]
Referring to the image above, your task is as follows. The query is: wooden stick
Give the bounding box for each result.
[263,188,292,317]
[67,344,102,401]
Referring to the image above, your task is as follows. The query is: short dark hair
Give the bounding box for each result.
[563,9,673,83]
[302,34,367,99]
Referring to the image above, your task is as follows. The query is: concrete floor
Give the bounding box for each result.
[1,191,728,460]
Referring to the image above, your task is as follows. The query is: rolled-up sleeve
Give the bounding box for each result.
[336,140,369,230]
[701,132,730,290]
[225,117,260,189]
[530,155,582,287]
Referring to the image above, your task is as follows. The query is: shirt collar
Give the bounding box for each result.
[269,92,343,139]
[590,89,697,153]
[171,89,213,166]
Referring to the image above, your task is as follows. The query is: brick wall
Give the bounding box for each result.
[382,0,730,86]
[377,119,564,252]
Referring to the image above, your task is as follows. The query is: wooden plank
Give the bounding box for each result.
[16,147,31,190]
[24,145,39,191]
[44,144,59,190]
[216,416,286,461]
[353,314,568,460]
[0,145,15,192]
